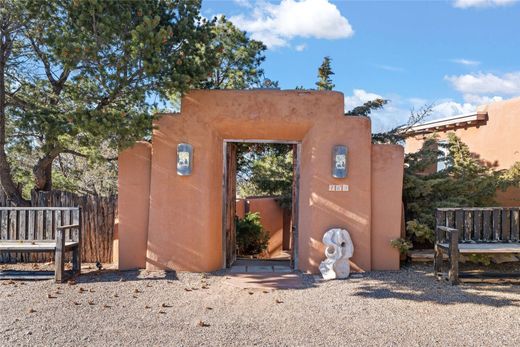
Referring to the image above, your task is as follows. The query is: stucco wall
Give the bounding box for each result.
[371,144,404,270]
[116,142,152,269]
[117,90,403,273]
[247,197,285,257]
[236,199,246,219]
[236,197,290,257]
[405,97,520,206]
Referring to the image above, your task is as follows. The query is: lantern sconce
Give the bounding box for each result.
[177,143,193,176]
[332,145,348,178]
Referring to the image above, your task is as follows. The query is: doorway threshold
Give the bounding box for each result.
[230,258,292,273]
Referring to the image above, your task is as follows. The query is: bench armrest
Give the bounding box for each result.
[56,224,81,244]
[435,226,458,244]
[445,227,459,250]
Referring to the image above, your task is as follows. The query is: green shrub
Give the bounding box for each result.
[390,238,413,255]
[406,220,435,244]
[465,254,492,266]
[236,212,270,256]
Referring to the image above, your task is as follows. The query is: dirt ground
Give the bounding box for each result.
[1,263,519,346]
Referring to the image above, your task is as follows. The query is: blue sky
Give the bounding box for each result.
[201,0,520,131]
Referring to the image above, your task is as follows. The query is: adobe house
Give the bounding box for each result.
[114,90,404,274]
[404,96,520,206]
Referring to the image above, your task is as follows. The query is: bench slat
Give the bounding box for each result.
[474,210,483,241]
[0,271,55,280]
[0,207,80,211]
[483,210,492,240]
[502,209,511,241]
[0,241,79,252]
[464,210,473,240]
[493,208,501,241]
[56,224,80,230]
[437,242,520,254]
[513,209,520,242]
[45,210,53,241]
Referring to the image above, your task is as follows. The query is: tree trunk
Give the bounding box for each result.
[33,148,61,191]
[0,24,30,206]
[0,153,29,206]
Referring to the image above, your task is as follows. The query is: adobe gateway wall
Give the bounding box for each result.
[116,90,404,273]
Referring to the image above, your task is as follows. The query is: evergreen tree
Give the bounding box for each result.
[236,143,293,209]
[345,99,388,117]
[315,56,335,90]
[197,16,271,89]
[0,0,216,204]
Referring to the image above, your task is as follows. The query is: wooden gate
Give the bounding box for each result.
[223,142,237,268]
[290,144,301,270]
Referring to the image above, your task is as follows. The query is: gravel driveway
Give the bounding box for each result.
[1,264,519,346]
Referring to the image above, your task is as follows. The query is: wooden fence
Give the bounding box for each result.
[0,191,117,263]
[436,207,520,242]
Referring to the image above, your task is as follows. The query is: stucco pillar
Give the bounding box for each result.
[115,141,152,270]
[298,118,373,273]
[371,144,404,270]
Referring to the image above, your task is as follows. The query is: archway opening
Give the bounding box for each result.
[222,140,301,271]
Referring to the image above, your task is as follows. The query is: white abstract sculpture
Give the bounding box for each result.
[319,228,354,280]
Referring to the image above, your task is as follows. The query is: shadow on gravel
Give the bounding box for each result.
[75,269,179,284]
[354,265,520,307]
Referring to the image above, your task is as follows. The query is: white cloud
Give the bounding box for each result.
[431,100,476,117]
[344,89,412,133]
[234,0,253,8]
[460,94,504,105]
[295,44,307,52]
[230,0,354,48]
[344,89,383,111]
[453,0,518,8]
[445,71,520,102]
[451,58,481,66]
[374,64,405,72]
[344,89,485,133]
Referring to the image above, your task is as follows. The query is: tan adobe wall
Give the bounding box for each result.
[117,90,404,273]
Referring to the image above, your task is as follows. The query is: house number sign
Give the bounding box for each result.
[177,143,193,176]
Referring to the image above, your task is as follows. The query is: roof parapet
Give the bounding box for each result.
[402,112,488,137]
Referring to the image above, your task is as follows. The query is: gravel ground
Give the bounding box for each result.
[1,263,519,347]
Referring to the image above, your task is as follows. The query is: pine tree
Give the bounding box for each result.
[0,0,217,204]
[315,56,335,90]
[197,16,272,89]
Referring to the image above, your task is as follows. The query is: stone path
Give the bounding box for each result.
[227,259,300,289]
[229,264,292,273]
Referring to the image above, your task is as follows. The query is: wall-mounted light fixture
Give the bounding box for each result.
[177,143,193,176]
[332,145,348,178]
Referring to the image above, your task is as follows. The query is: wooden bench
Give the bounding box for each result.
[0,207,82,282]
[434,207,520,284]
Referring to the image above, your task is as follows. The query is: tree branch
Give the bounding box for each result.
[62,149,118,161]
